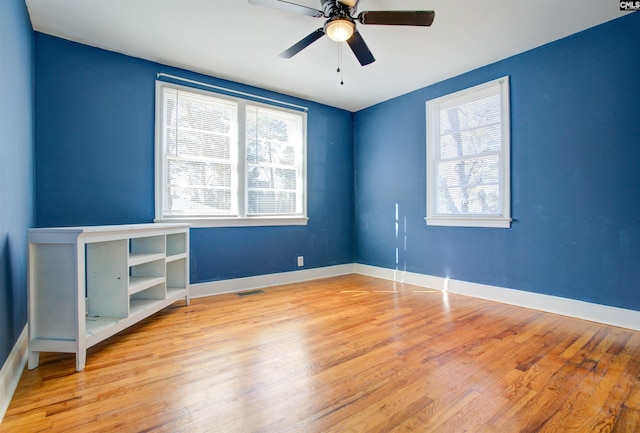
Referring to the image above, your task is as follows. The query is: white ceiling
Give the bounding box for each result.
[25,0,626,112]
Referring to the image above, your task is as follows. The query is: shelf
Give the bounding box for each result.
[130,235,165,255]
[167,287,188,300]
[166,252,187,263]
[128,252,165,267]
[129,276,165,295]
[86,316,121,337]
[130,298,160,316]
[28,223,190,371]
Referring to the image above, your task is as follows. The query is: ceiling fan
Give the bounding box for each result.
[248,0,435,66]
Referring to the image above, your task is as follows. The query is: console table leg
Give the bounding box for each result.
[28,350,39,370]
[76,351,86,372]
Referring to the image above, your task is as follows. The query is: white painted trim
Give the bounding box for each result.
[190,264,356,298]
[156,73,309,112]
[354,264,640,331]
[155,216,309,228]
[425,216,512,228]
[0,325,28,424]
[425,76,511,229]
[155,80,308,227]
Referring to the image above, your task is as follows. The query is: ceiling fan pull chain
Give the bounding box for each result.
[339,42,344,85]
[337,38,341,73]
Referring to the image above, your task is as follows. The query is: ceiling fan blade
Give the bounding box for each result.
[346,30,375,66]
[248,0,324,18]
[279,28,325,58]
[358,11,435,26]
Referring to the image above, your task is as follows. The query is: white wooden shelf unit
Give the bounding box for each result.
[28,223,190,371]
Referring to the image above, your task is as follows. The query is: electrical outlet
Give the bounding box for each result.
[297,256,304,267]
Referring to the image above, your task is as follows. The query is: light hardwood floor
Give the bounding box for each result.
[2,274,639,432]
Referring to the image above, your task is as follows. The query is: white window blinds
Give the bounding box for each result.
[246,105,303,215]
[155,81,307,226]
[161,88,238,216]
[426,77,511,228]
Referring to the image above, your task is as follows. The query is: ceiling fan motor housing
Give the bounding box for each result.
[321,0,354,18]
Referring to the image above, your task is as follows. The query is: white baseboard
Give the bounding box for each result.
[190,263,356,298]
[0,325,28,424]
[191,262,640,331]
[354,264,640,331]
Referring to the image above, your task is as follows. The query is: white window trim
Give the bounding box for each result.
[156,215,309,228]
[425,76,512,229]
[154,81,308,228]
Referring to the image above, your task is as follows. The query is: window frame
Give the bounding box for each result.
[154,81,308,228]
[425,76,511,229]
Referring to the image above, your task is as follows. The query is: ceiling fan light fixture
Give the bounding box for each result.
[325,18,355,42]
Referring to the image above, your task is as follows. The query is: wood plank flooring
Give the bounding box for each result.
[2,274,639,432]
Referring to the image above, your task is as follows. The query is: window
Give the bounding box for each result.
[426,76,511,228]
[155,81,307,227]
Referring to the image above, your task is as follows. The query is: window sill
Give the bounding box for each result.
[425,216,512,228]
[155,216,309,228]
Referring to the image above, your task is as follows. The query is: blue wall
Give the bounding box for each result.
[32,13,640,314]
[34,34,355,284]
[355,13,640,311]
[0,0,34,366]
